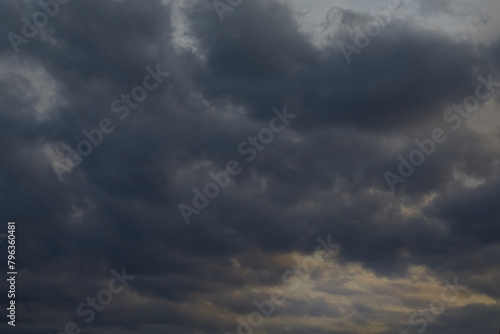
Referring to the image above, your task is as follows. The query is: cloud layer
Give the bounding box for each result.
[0,0,499,333]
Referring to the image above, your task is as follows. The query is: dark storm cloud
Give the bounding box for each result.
[0,0,499,333]
[433,178,500,244]
[186,1,485,133]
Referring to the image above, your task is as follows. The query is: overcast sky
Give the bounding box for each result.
[1,0,500,333]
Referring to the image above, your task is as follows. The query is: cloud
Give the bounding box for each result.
[0,0,499,333]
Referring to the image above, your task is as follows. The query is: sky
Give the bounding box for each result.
[0,0,500,333]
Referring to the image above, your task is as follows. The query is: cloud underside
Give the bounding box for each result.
[0,0,499,333]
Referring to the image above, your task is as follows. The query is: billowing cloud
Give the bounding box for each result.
[0,0,499,333]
